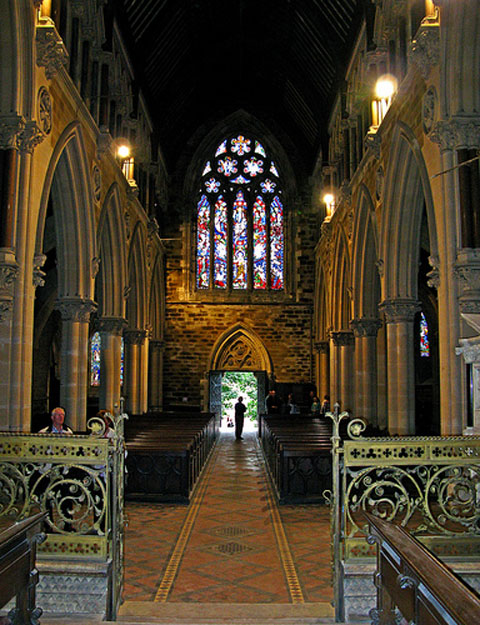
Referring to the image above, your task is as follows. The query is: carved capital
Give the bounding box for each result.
[123,329,147,345]
[330,330,355,347]
[96,316,127,335]
[55,297,97,322]
[380,299,420,323]
[350,318,382,338]
[0,114,25,150]
[36,17,69,80]
[150,339,166,351]
[409,15,440,79]
[314,341,329,354]
[33,253,47,288]
[18,121,45,153]
[430,118,480,151]
[365,129,381,159]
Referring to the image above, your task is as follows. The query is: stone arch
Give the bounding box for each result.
[351,185,381,319]
[381,122,438,300]
[330,228,352,330]
[35,122,96,300]
[149,253,165,341]
[209,323,273,374]
[126,222,148,330]
[96,184,128,318]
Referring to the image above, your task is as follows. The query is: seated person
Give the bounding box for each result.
[38,407,73,434]
[310,396,321,415]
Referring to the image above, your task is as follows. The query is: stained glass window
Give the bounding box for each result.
[420,312,430,357]
[214,196,228,288]
[120,337,124,386]
[195,133,284,291]
[90,331,101,386]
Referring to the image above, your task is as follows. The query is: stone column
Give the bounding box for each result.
[314,341,330,402]
[330,331,355,412]
[149,340,165,412]
[97,317,126,414]
[139,333,150,414]
[123,329,147,414]
[56,298,97,432]
[380,299,420,435]
[351,318,382,425]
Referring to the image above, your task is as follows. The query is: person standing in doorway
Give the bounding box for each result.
[234,396,247,440]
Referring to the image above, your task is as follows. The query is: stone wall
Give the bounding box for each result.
[163,302,314,407]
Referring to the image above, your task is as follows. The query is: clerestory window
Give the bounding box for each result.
[196,134,284,291]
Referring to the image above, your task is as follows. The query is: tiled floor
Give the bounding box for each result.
[123,430,333,605]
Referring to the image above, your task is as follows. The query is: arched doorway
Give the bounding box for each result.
[208,324,272,428]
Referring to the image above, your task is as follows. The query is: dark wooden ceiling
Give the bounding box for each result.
[114,0,365,172]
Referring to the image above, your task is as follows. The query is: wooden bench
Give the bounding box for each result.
[124,412,216,503]
[260,416,333,503]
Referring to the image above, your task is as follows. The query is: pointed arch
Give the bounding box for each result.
[35,122,96,299]
[381,122,438,300]
[96,183,128,318]
[126,222,148,329]
[330,228,352,330]
[209,323,273,374]
[351,185,381,319]
[149,252,165,340]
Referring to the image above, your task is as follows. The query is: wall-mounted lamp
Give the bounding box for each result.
[323,192,336,218]
[371,74,397,127]
[114,139,135,182]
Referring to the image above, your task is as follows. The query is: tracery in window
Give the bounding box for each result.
[419,312,430,357]
[196,134,284,291]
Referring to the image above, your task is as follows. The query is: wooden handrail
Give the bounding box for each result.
[365,512,480,625]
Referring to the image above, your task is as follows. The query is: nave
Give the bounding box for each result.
[120,429,334,621]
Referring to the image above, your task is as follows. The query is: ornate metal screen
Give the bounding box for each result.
[0,411,127,619]
[326,409,480,622]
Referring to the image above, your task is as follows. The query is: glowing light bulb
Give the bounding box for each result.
[117,144,130,159]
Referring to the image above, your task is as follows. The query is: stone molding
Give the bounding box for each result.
[350,318,382,338]
[455,249,480,312]
[0,251,20,323]
[96,317,127,335]
[0,114,25,150]
[33,253,47,288]
[430,118,480,151]
[55,297,97,322]
[96,125,112,160]
[456,337,480,364]
[364,129,381,159]
[330,330,355,347]
[314,341,329,354]
[37,86,52,135]
[123,329,147,345]
[380,299,420,323]
[409,13,440,79]
[36,17,69,80]
[427,255,440,290]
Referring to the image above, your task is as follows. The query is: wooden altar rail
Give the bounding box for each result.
[366,512,480,625]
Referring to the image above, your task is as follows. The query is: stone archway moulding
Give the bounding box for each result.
[208,323,273,375]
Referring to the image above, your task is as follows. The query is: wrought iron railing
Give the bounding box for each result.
[325,407,480,622]
[0,410,127,619]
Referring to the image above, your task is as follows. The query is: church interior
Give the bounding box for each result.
[1,0,480,623]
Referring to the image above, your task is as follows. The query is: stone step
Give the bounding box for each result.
[39,601,355,625]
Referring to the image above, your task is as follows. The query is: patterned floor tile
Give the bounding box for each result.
[124,430,333,604]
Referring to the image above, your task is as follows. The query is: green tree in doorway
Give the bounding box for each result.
[222,372,257,422]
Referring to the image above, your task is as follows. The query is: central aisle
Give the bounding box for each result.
[123,429,333,608]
